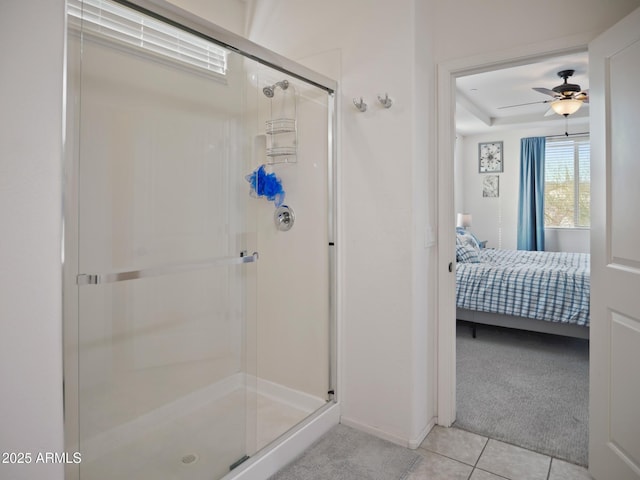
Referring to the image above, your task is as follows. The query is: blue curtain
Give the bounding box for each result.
[517,137,545,251]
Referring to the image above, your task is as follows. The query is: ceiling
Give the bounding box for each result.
[456,51,590,136]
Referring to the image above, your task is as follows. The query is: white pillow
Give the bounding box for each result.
[456,231,480,250]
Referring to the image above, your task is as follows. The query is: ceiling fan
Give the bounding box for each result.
[499,69,589,116]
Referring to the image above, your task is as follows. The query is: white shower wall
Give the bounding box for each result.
[247,74,330,402]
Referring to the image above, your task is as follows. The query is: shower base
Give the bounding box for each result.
[79,377,323,480]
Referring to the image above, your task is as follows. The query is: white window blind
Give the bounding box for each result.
[67,0,228,76]
[544,137,590,228]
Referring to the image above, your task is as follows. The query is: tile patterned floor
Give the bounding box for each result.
[407,426,593,480]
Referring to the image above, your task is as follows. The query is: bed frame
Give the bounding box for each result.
[457,308,590,339]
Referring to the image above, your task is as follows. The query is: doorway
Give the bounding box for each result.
[436,42,592,465]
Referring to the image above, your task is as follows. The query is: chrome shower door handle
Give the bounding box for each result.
[240,251,260,263]
[77,251,259,285]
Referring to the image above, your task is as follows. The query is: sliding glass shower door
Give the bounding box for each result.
[64,2,336,479]
[69,4,259,478]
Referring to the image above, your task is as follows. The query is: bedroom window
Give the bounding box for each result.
[67,0,228,78]
[544,137,590,228]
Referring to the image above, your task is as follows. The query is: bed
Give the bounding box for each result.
[455,233,590,339]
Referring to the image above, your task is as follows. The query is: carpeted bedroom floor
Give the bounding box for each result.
[455,321,589,466]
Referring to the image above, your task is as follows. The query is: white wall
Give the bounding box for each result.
[412,0,438,445]
[244,0,437,448]
[454,136,465,215]
[458,121,590,252]
[166,0,247,36]
[432,0,640,63]
[545,227,590,253]
[0,2,66,480]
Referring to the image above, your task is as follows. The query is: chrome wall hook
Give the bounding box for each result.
[353,97,367,112]
[377,93,392,109]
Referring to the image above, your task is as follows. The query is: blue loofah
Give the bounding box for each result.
[245,165,285,207]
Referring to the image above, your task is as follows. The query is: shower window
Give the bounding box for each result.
[67,0,228,77]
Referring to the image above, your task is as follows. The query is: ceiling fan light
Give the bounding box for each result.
[550,98,583,116]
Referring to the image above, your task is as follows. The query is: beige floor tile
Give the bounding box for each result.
[420,426,488,465]
[476,439,551,480]
[406,450,473,480]
[470,469,509,480]
[548,458,593,480]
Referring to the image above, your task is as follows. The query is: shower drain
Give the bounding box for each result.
[181,453,199,465]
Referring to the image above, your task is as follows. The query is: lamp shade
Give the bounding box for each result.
[550,98,583,116]
[456,213,472,228]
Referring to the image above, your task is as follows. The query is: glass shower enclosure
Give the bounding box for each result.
[62,1,336,479]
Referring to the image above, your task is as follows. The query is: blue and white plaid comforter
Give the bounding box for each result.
[456,249,590,326]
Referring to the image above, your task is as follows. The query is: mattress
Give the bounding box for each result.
[456,249,590,326]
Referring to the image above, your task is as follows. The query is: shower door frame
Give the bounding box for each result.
[62,1,338,478]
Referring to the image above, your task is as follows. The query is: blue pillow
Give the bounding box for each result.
[456,244,481,263]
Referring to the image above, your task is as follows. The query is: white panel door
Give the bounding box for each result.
[589,6,640,479]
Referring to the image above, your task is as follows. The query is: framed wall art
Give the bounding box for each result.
[478,141,503,173]
[482,175,499,198]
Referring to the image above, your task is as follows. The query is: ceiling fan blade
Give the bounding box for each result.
[575,90,589,103]
[544,107,556,117]
[532,87,559,97]
[497,99,551,109]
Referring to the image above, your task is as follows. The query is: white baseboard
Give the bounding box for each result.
[339,415,436,450]
[408,418,436,449]
[339,416,411,448]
